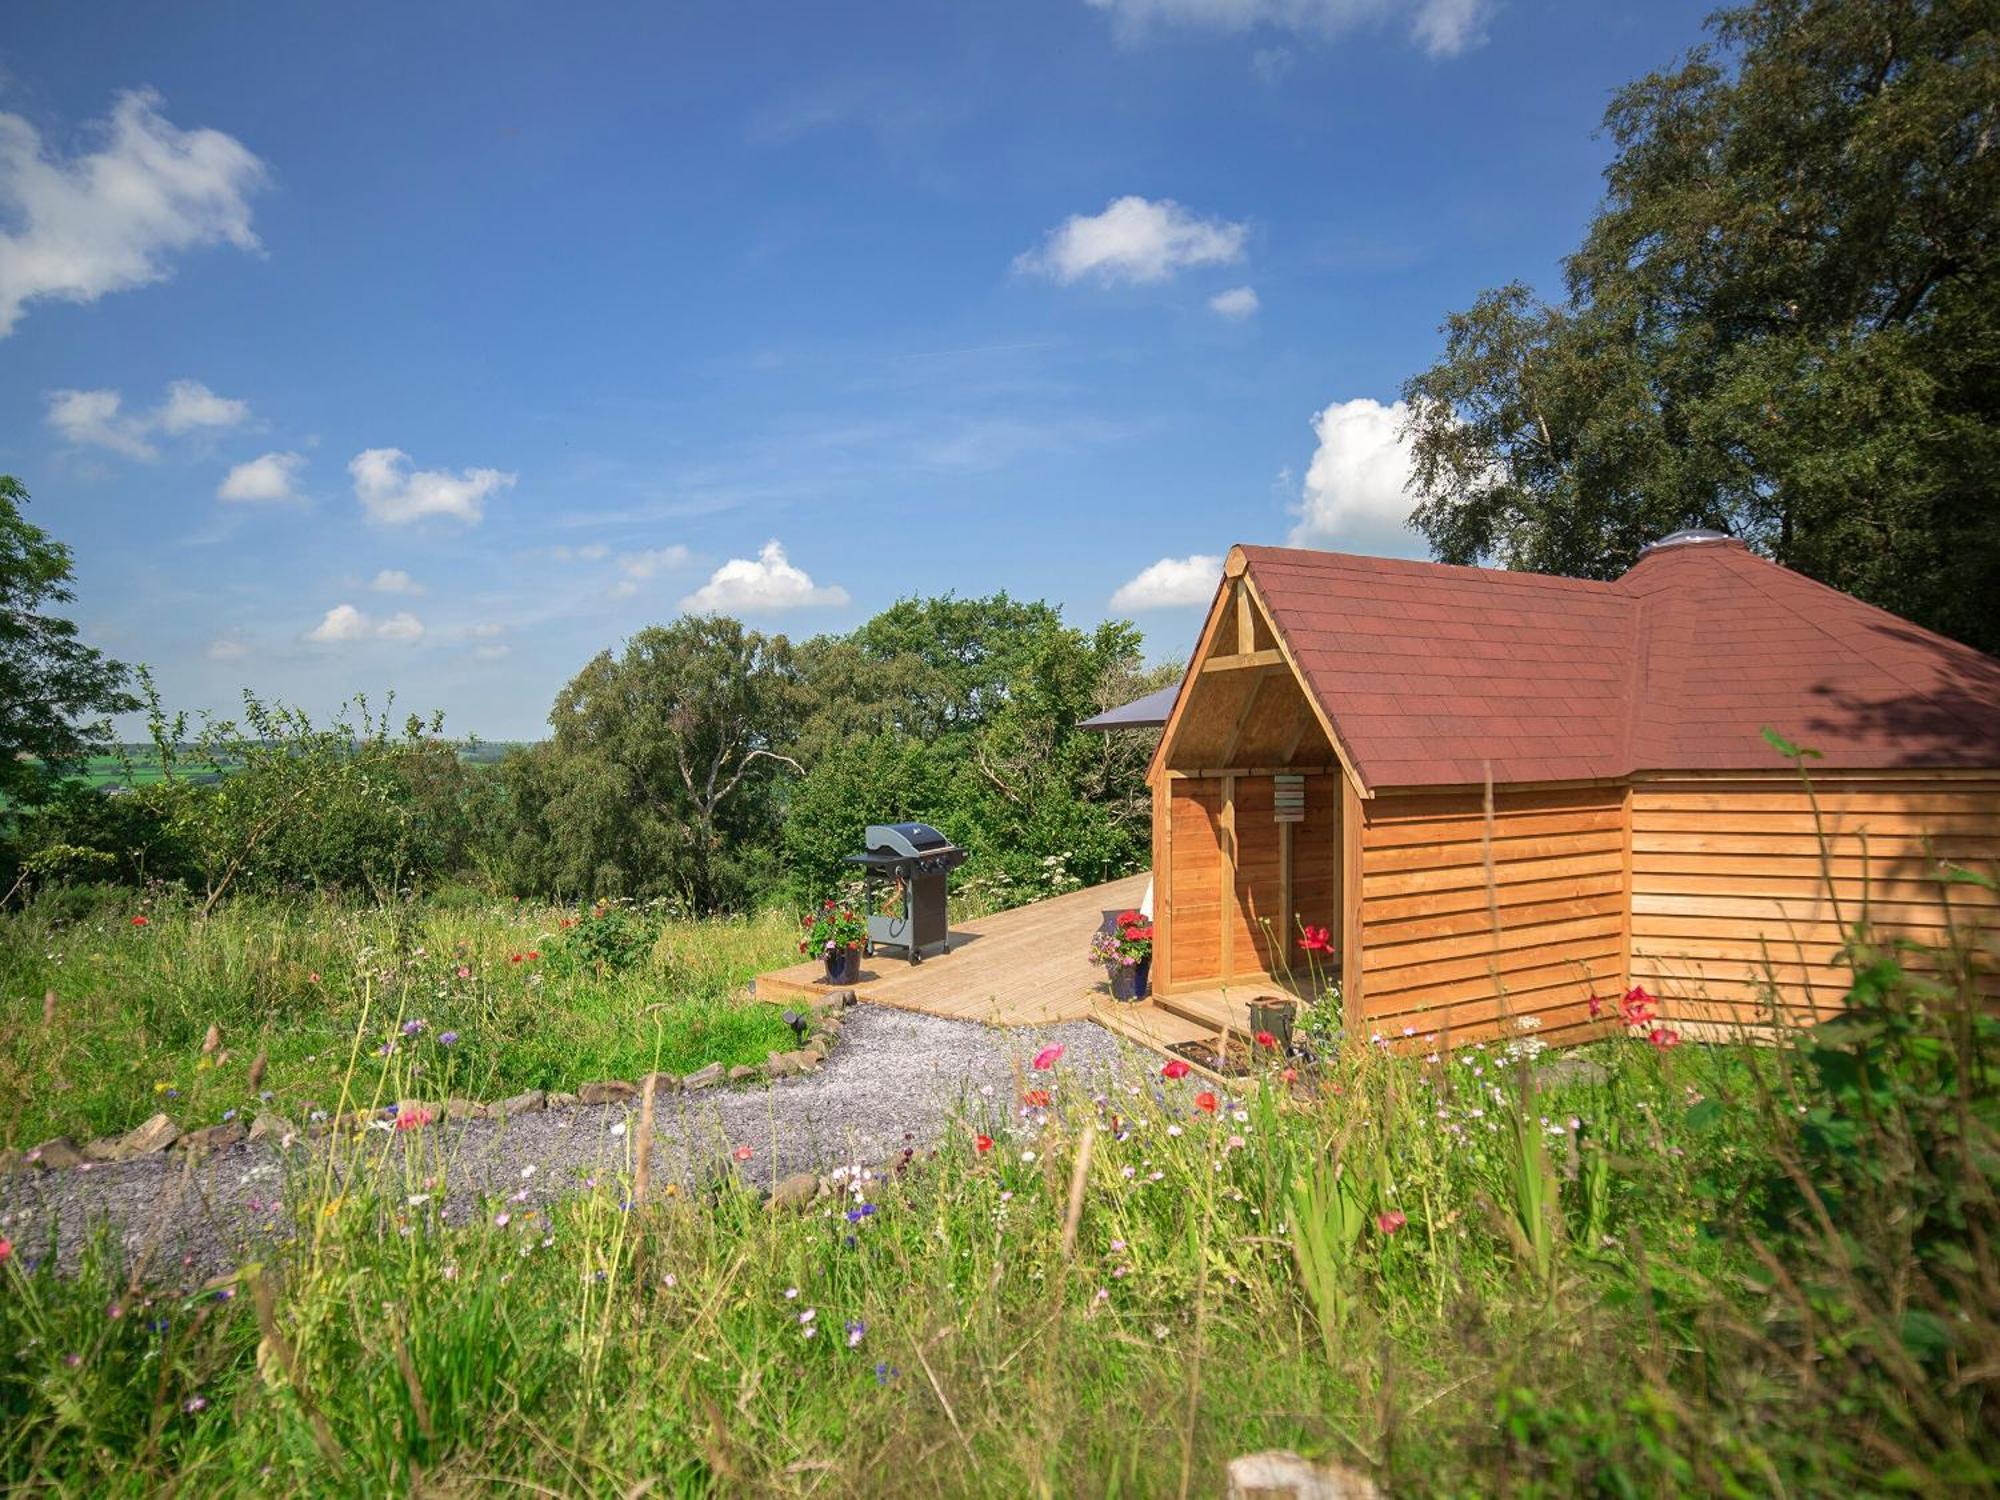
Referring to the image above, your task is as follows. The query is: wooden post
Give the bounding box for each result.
[1153,780,1174,993]
[1219,773,1237,983]
[1339,772,1363,1040]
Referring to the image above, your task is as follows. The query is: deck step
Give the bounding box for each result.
[1093,1000,1219,1051]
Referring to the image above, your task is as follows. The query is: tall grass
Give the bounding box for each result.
[0,888,802,1144]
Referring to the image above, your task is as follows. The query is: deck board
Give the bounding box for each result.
[754,874,1153,1024]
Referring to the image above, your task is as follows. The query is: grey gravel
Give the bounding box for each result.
[0,1007,1136,1285]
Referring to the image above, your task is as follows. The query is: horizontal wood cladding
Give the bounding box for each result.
[1358,784,1625,1045]
[1630,775,2000,1024]
[1166,777,1225,985]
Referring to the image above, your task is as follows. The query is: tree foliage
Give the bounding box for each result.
[1402,0,2000,652]
[0,475,136,804]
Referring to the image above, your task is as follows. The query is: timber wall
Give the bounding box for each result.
[1629,773,2000,1026]
[1355,784,1627,1047]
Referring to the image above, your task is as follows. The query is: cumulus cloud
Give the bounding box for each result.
[1209,285,1259,319]
[1109,554,1224,610]
[1084,0,1490,57]
[1287,396,1423,551]
[0,89,267,336]
[46,388,155,459]
[49,378,251,461]
[1015,196,1247,285]
[306,603,425,644]
[157,379,249,433]
[369,568,422,595]
[349,447,515,526]
[679,540,850,614]
[217,451,304,503]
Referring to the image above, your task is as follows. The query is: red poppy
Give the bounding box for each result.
[1621,985,1657,1027]
[525,950,540,962]
[1587,994,1604,1018]
[1648,1027,1681,1051]
[1280,1067,1298,1084]
[394,1108,433,1132]
[1193,1091,1218,1114]
[130,915,150,927]
[1254,1030,1277,1050]
[1031,1044,1065,1070]
[1161,1059,1191,1080]
[510,954,524,965]
[1376,1209,1406,1235]
[732,1144,755,1161]
[1023,1088,1051,1108]
[1297,924,1334,955]
[975,1134,993,1154]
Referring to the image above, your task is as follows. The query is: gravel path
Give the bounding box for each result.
[0,1008,1140,1284]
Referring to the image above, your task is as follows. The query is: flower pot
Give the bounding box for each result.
[1109,956,1152,1002]
[823,948,861,986]
[1249,994,1298,1050]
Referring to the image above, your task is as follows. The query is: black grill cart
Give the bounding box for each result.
[844,823,967,963]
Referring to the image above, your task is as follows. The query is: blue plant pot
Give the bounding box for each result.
[823,948,861,986]
[1110,956,1152,1002]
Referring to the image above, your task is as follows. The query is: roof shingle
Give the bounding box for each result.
[1237,540,2000,791]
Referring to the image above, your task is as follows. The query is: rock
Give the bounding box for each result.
[764,1052,803,1079]
[639,1071,681,1098]
[493,1089,547,1117]
[802,1038,829,1064]
[1225,1451,1380,1500]
[548,1092,579,1108]
[817,1015,843,1036]
[727,1064,759,1084]
[578,1079,638,1106]
[766,1172,818,1212]
[443,1097,481,1120]
[93,1113,180,1162]
[827,987,858,1009]
[1535,1057,1609,1088]
[26,1137,86,1171]
[247,1112,298,1145]
[176,1120,247,1156]
[683,1062,726,1091]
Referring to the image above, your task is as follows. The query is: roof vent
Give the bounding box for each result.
[1639,527,1732,556]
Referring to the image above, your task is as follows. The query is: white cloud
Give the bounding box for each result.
[551,542,610,562]
[1084,0,1491,57]
[46,388,155,459]
[1109,554,1224,610]
[217,450,304,503]
[1209,285,1259,319]
[349,447,515,526]
[1015,196,1247,285]
[618,545,692,580]
[0,89,267,336]
[306,602,425,644]
[206,636,249,661]
[369,568,422,595]
[49,378,252,461]
[374,611,425,643]
[1287,396,1422,550]
[156,379,249,434]
[307,603,370,643]
[473,643,510,661]
[679,540,850,614]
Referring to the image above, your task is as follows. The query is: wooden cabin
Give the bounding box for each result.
[1146,534,2000,1045]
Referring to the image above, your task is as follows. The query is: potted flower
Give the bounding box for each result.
[1090,908,1154,1001]
[800,900,866,985]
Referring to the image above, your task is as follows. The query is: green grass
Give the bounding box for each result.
[1,892,803,1144]
[1,888,1993,1495]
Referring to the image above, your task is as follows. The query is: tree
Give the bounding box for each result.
[537,617,800,911]
[0,476,136,804]
[1402,0,2000,652]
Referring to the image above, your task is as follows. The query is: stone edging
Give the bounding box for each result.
[4,990,859,1177]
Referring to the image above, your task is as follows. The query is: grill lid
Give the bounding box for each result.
[865,822,952,857]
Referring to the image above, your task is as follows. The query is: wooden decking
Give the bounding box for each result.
[755,874,1152,1023]
[753,874,1301,1070]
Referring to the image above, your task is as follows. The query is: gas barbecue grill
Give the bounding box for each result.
[845,823,967,963]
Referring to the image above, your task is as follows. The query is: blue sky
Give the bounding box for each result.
[1,0,1710,740]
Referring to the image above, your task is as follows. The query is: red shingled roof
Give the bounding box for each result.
[1237,539,2000,791]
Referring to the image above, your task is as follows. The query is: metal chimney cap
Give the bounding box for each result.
[1639,527,1733,556]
